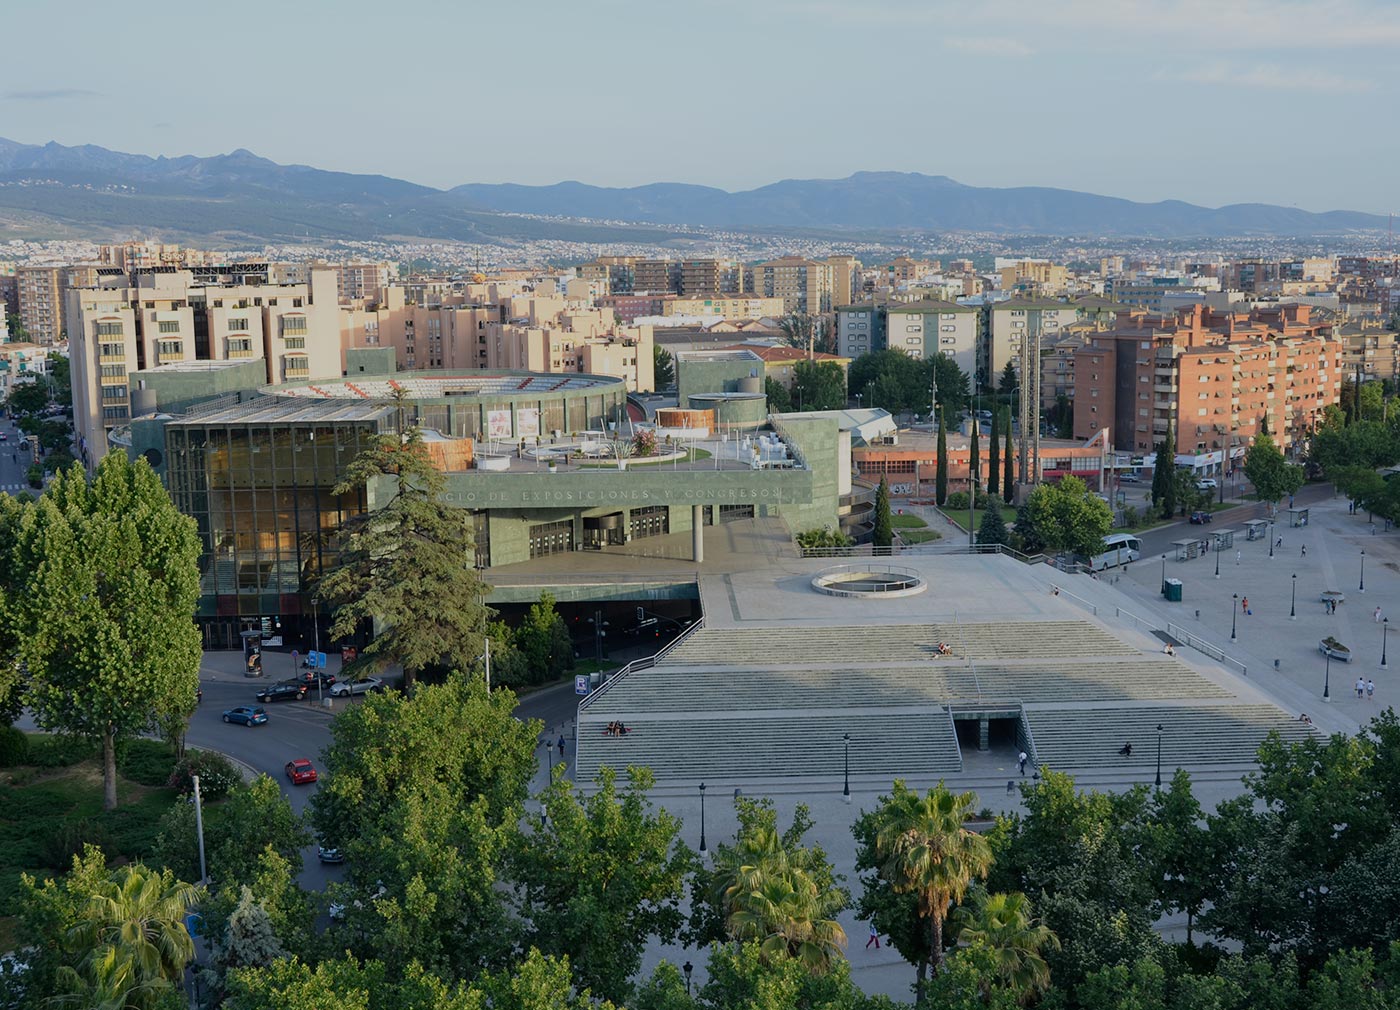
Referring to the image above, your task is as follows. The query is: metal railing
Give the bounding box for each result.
[813,563,923,596]
[945,706,963,772]
[1048,583,1099,616]
[1167,622,1248,676]
[1114,607,1159,633]
[795,542,1049,563]
[1019,704,1039,766]
[576,610,707,713]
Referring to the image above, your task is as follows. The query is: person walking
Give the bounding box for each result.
[1018,750,1028,776]
[1242,596,1251,615]
[866,923,881,950]
[1236,550,1242,565]
[1375,607,1383,623]
[557,734,566,758]
[1367,679,1376,703]
[1302,545,1307,557]
[1356,677,1366,700]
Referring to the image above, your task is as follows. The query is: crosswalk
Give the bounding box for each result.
[0,484,33,492]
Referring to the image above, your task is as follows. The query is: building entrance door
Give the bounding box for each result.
[581,513,625,550]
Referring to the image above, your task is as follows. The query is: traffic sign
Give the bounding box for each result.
[575,675,589,695]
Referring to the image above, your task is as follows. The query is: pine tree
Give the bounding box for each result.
[988,407,1001,496]
[935,408,949,507]
[969,418,981,492]
[873,478,893,548]
[1002,408,1014,504]
[977,505,1009,547]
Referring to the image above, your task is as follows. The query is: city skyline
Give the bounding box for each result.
[2,0,1397,214]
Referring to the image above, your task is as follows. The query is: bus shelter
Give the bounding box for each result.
[1172,537,1205,561]
[1211,528,1236,550]
[1287,508,1310,527]
[1243,519,1269,541]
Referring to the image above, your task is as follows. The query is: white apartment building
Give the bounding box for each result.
[887,300,980,382]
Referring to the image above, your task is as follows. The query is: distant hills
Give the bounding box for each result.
[0,138,1386,244]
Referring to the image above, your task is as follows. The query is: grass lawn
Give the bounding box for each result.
[0,736,181,948]
[890,514,928,529]
[578,448,712,468]
[943,506,1017,532]
[898,529,943,544]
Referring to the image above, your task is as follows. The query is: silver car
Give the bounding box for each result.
[329,676,384,697]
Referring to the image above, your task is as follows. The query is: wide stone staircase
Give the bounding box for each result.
[1026,704,1313,771]
[974,659,1231,703]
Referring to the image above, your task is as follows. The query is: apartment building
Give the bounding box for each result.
[484,315,654,392]
[633,259,681,295]
[997,259,1069,295]
[17,266,68,344]
[749,256,835,315]
[884,257,939,283]
[331,262,396,303]
[1072,304,1339,456]
[577,256,636,294]
[0,342,53,399]
[835,305,886,359]
[68,264,340,461]
[886,300,980,380]
[985,300,1080,386]
[826,255,859,308]
[1336,319,1400,383]
[663,295,786,318]
[717,342,850,387]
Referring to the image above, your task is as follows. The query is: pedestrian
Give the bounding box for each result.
[1018,750,1028,776]
[1375,607,1383,623]
[1006,779,1015,794]
[1302,545,1307,557]
[557,734,566,758]
[866,923,881,950]
[1236,550,1242,565]
[1367,679,1376,702]
[1356,677,1365,700]
[1242,595,1251,615]
[1277,536,1284,548]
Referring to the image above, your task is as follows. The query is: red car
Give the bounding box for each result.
[284,758,318,785]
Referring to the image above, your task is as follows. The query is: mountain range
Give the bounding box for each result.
[0,137,1387,244]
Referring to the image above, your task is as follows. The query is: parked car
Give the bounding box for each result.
[222,706,268,726]
[285,758,318,785]
[298,670,337,689]
[1195,478,1218,490]
[1189,510,1213,524]
[330,676,384,697]
[1118,472,1141,483]
[256,681,307,703]
[317,845,345,865]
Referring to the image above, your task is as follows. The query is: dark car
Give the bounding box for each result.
[298,670,337,690]
[1189,510,1213,524]
[256,681,307,703]
[222,706,268,726]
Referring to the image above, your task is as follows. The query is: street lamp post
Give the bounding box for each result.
[843,733,851,802]
[191,774,208,885]
[1231,593,1238,641]
[1323,651,1332,702]
[1155,723,1163,789]
[1214,544,1221,579]
[1383,617,1390,670]
[1161,554,1168,596]
[698,782,707,853]
[311,597,323,704]
[1290,573,1297,621]
[683,961,694,996]
[1269,521,1275,558]
[1360,550,1366,593]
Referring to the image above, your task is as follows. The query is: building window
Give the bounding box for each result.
[281,316,308,335]
[284,336,306,349]
[100,364,125,378]
[157,320,181,334]
[95,321,123,337]
[158,340,183,358]
[99,343,125,358]
[227,317,249,331]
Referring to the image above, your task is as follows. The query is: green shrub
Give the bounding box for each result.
[945,490,994,511]
[117,739,178,787]
[0,726,29,768]
[169,750,241,800]
[27,734,98,768]
[42,817,112,870]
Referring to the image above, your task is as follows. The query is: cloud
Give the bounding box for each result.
[945,36,1034,56]
[1172,62,1372,93]
[5,88,100,101]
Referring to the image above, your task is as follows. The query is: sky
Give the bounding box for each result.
[2,0,1397,213]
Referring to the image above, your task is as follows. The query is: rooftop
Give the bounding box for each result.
[267,370,623,400]
[166,395,394,427]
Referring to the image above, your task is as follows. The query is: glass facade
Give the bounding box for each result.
[165,420,376,644]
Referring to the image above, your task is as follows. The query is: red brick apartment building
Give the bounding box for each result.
[1073,304,1340,456]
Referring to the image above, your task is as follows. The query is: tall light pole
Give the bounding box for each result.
[1323,650,1332,702]
[191,774,208,885]
[1360,550,1366,593]
[698,782,707,853]
[683,961,694,996]
[843,733,851,802]
[311,597,323,704]
[1269,521,1275,558]
[1290,573,1297,620]
[1231,593,1238,641]
[1214,542,1221,579]
[1155,723,1163,789]
[1161,554,1168,596]
[1383,617,1390,670]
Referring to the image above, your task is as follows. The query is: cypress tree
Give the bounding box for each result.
[970,417,981,492]
[988,407,1000,496]
[1260,412,1270,437]
[1002,407,1014,504]
[935,407,949,507]
[1154,422,1177,519]
[873,477,893,547]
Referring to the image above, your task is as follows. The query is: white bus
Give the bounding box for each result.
[1089,533,1142,571]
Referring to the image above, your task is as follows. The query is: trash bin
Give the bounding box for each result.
[1165,578,1183,602]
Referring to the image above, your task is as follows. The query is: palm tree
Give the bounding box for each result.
[712,824,848,974]
[62,864,203,1009]
[953,889,1060,1004]
[873,781,993,982]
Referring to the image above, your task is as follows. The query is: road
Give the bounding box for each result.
[1131,480,1335,561]
[0,416,35,493]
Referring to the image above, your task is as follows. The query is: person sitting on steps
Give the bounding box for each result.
[1118,742,1133,757]
[936,642,952,655]
[1298,713,1313,725]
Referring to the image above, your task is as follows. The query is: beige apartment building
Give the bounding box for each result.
[998,259,1069,296]
[986,300,1081,385]
[17,266,68,344]
[331,262,396,303]
[68,264,340,461]
[662,295,787,318]
[885,257,939,283]
[827,255,859,309]
[749,256,835,315]
[886,300,980,381]
[0,342,55,399]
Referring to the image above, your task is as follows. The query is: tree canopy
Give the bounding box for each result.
[1021,475,1112,559]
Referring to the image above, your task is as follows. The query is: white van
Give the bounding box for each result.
[1089,533,1142,571]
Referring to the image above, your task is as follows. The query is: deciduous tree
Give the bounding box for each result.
[1244,431,1305,504]
[19,454,201,810]
[1022,475,1112,559]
